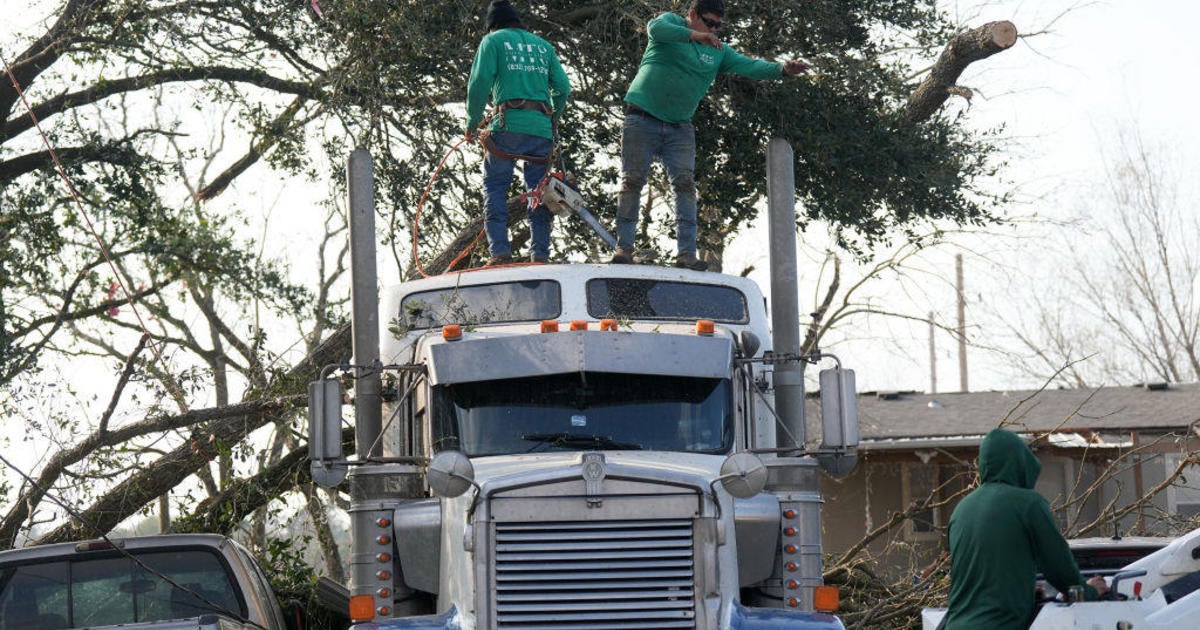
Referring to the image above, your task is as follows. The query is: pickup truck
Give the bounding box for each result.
[0,533,302,630]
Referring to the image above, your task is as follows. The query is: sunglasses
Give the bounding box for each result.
[700,15,722,30]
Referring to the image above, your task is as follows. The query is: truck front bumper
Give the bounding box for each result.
[351,607,461,630]
[730,602,846,630]
[354,603,844,630]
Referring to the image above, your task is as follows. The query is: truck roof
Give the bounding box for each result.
[0,533,237,560]
[382,263,772,347]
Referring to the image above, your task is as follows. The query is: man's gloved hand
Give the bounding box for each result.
[689,31,722,49]
[782,59,809,76]
[464,129,480,142]
[1087,576,1110,599]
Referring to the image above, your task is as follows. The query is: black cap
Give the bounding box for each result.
[486,0,521,30]
[691,0,726,17]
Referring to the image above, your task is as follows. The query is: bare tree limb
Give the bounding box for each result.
[30,323,350,545]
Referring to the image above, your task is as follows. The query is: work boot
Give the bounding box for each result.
[674,252,708,271]
[609,247,634,264]
[531,255,549,264]
[484,254,513,267]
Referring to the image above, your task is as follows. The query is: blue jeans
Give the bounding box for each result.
[483,131,554,259]
[615,111,697,255]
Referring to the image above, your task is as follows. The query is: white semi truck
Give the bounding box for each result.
[308,140,859,629]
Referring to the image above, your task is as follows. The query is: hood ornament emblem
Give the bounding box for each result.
[581,452,606,508]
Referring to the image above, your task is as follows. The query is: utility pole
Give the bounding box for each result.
[928,312,937,394]
[956,253,968,393]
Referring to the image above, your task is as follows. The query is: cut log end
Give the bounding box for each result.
[990,21,1018,49]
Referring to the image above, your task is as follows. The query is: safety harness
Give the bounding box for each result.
[478,98,556,165]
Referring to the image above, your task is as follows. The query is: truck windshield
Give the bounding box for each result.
[0,548,244,629]
[586,278,749,323]
[432,372,732,456]
[400,280,561,329]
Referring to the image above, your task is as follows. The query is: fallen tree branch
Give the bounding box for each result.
[170,427,354,535]
[905,21,1018,122]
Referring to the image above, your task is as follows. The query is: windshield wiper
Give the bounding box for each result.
[522,432,643,451]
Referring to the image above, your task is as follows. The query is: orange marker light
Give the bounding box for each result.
[442,325,462,341]
[784,527,797,536]
[788,598,799,608]
[783,509,796,519]
[784,544,797,554]
[376,535,391,545]
[349,595,375,621]
[696,320,715,336]
[786,562,798,572]
[376,570,391,580]
[600,318,618,331]
[787,579,799,589]
[814,586,840,613]
[541,320,559,333]
[376,517,391,527]
[377,587,391,598]
[377,552,391,563]
[377,606,391,617]
[570,320,588,331]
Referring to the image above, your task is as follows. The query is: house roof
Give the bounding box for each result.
[805,382,1200,443]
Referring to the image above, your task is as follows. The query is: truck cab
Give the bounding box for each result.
[308,141,857,629]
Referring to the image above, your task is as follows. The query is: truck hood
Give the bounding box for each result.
[470,450,728,493]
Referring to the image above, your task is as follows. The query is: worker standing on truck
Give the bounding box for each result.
[610,0,807,271]
[942,428,1109,629]
[466,0,571,266]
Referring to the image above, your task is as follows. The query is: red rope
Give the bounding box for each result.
[411,135,478,278]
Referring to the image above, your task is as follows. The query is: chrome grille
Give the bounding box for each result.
[494,519,697,629]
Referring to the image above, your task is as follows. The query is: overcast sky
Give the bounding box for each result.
[727,0,1200,394]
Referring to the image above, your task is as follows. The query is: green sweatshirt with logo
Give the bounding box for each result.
[944,429,1098,630]
[466,28,570,139]
[624,12,783,124]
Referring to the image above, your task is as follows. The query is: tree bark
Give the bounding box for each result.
[169,446,310,534]
[904,21,1017,122]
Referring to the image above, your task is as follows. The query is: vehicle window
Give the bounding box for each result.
[432,372,732,456]
[586,278,748,323]
[399,280,561,330]
[1073,545,1167,573]
[0,549,244,629]
[0,561,69,630]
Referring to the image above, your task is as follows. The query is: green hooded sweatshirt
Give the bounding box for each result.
[943,429,1097,629]
[624,13,783,124]
[465,28,570,139]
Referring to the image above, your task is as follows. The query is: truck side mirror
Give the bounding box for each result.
[308,379,347,488]
[718,452,768,498]
[738,331,761,358]
[427,450,475,498]
[818,367,859,477]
